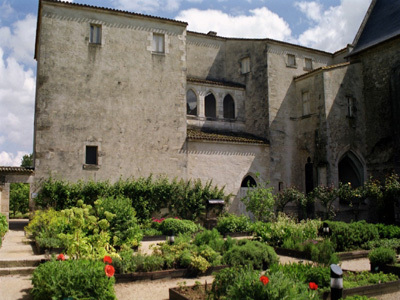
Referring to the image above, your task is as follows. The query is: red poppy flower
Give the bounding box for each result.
[309,282,318,290]
[260,275,269,285]
[57,253,65,261]
[103,255,112,264]
[105,264,115,277]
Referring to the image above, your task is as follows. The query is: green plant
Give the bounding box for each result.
[31,259,116,300]
[305,240,339,266]
[241,177,275,222]
[0,213,7,247]
[193,229,225,252]
[275,187,306,213]
[343,271,398,288]
[310,185,338,220]
[189,254,210,274]
[223,240,278,270]
[158,218,199,236]
[216,214,251,235]
[326,220,379,252]
[362,238,400,253]
[341,296,378,300]
[375,223,400,239]
[10,183,29,218]
[368,247,396,266]
[95,196,142,248]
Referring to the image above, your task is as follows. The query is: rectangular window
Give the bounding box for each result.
[90,24,101,44]
[152,33,165,53]
[287,54,296,67]
[347,96,355,117]
[85,146,98,165]
[241,57,251,74]
[302,91,310,116]
[305,58,313,70]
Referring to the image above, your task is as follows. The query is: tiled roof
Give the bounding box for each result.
[351,0,400,56]
[0,167,34,174]
[187,77,245,89]
[41,0,188,26]
[294,62,350,81]
[187,129,269,145]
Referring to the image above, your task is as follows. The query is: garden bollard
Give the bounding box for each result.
[330,264,343,300]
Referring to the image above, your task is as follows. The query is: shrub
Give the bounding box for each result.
[158,218,198,236]
[362,238,400,253]
[341,296,378,300]
[368,247,396,266]
[10,183,29,217]
[216,214,251,235]
[193,229,225,252]
[31,259,116,300]
[326,220,379,252]
[223,240,278,270]
[211,267,319,300]
[375,223,400,239]
[95,196,142,247]
[0,213,7,247]
[303,240,339,266]
[241,179,275,222]
[344,271,398,288]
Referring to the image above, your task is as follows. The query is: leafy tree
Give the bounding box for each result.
[242,176,275,222]
[21,153,33,168]
[10,183,29,217]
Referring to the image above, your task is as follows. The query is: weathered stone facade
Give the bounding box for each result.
[32,0,400,219]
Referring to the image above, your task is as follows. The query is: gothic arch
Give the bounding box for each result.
[223,94,235,119]
[338,151,365,188]
[205,91,216,118]
[186,89,198,116]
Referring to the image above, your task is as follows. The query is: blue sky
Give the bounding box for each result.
[0,0,372,166]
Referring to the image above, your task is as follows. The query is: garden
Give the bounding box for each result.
[21,174,400,299]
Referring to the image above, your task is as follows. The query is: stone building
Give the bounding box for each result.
[27,0,400,219]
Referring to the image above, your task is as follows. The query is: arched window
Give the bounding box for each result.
[205,93,216,118]
[338,152,364,188]
[186,90,197,116]
[223,94,235,119]
[241,175,257,188]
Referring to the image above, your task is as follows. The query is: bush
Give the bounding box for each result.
[375,223,400,239]
[341,296,378,300]
[368,247,396,266]
[31,259,116,300]
[211,267,319,300]
[300,239,339,266]
[35,176,227,221]
[193,229,225,252]
[158,218,199,236]
[223,240,278,270]
[216,214,251,235]
[362,238,400,253]
[344,271,398,288]
[95,196,142,247]
[326,220,379,252]
[10,183,29,217]
[0,213,7,247]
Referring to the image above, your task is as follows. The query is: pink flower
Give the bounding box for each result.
[260,275,269,285]
[105,264,115,277]
[309,282,318,290]
[57,253,65,261]
[103,255,112,264]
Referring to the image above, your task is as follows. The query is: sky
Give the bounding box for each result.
[0,0,372,166]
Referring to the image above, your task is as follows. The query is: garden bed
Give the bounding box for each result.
[371,263,400,276]
[275,247,370,261]
[169,283,212,300]
[322,279,400,299]
[115,265,228,283]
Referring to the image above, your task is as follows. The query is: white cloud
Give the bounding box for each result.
[296,0,371,52]
[295,1,322,22]
[0,1,14,24]
[112,0,181,13]
[0,14,36,66]
[0,151,28,167]
[176,7,292,40]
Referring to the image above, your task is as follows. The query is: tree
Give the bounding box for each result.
[10,183,29,217]
[21,153,33,168]
[242,177,275,222]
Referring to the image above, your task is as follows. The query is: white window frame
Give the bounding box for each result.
[287,54,296,67]
[90,24,101,44]
[241,57,251,74]
[152,33,165,54]
[304,58,313,70]
[302,91,310,116]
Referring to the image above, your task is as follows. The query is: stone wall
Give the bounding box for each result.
[34,2,188,186]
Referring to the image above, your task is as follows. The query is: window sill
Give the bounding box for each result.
[303,67,313,71]
[286,64,297,69]
[152,52,165,56]
[89,42,101,46]
[83,164,100,170]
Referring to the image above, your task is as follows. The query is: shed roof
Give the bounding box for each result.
[187,128,268,145]
[0,167,34,175]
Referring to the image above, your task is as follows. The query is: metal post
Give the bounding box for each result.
[330,264,343,300]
